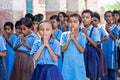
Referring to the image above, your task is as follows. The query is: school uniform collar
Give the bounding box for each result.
[86,24,93,31]
[48,37,54,44]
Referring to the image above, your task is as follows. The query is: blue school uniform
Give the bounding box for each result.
[53,28,62,41]
[13,33,37,54]
[58,23,65,32]
[30,37,63,80]
[4,33,17,80]
[53,28,63,71]
[97,26,108,39]
[84,25,101,78]
[101,24,118,80]
[0,35,8,80]
[61,31,86,80]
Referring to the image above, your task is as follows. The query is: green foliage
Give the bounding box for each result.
[105,1,120,11]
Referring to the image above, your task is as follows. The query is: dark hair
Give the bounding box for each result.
[49,15,60,22]
[112,10,119,16]
[36,13,44,20]
[118,19,120,23]
[15,20,21,29]
[93,12,101,21]
[82,9,93,17]
[58,12,66,17]
[25,13,33,20]
[38,20,54,30]
[32,15,42,22]
[4,22,14,30]
[69,13,82,23]
[20,17,32,28]
[104,11,112,17]
[65,14,69,18]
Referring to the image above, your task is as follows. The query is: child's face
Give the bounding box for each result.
[50,19,58,29]
[32,21,39,27]
[92,17,100,27]
[21,25,31,36]
[68,17,80,30]
[16,27,21,35]
[38,22,53,39]
[4,26,12,34]
[58,14,64,22]
[113,14,120,22]
[82,13,92,27]
[104,13,113,23]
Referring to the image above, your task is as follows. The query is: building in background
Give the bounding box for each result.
[0,0,105,28]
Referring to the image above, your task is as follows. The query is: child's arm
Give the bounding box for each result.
[46,42,58,62]
[107,29,117,40]
[101,35,108,42]
[21,37,32,50]
[3,33,13,47]
[0,51,6,57]
[14,35,23,51]
[44,36,58,62]
[82,28,98,47]
[106,25,117,40]
[33,44,45,60]
[72,38,85,53]
[61,36,71,52]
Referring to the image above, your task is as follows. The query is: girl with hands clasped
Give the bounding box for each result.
[101,11,119,80]
[3,22,17,80]
[30,20,63,80]
[82,9,101,80]
[61,13,86,80]
[10,17,37,80]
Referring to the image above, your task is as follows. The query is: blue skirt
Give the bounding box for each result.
[84,44,101,78]
[0,57,8,80]
[30,64,63,80]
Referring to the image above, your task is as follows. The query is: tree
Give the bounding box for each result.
[105,1,120,11]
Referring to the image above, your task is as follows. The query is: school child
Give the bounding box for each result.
[32,15,42,34]
[0,28,8,80]
[30,20,63,80]
[58,12,66,32]
[81,9,101,80]
[92,12,108,77]
[10,17,37,80]
[15,20,22,36]
[49,15,62,41]
[101,11,119,80]
[61,13,86,80]
[49,15,63,71]
[3,22,17,80]
[63,14,71,32]
[112,10,120,76]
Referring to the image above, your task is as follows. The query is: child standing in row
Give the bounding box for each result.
[0,28,7,80]
[61,13,86,80]
[3,22,17,80]
[82,9,101,80]
[92,12,108,78]
[101,11,119,80]
[49,15,63,71]
[30,20,63,80]
[10,17,37,80]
